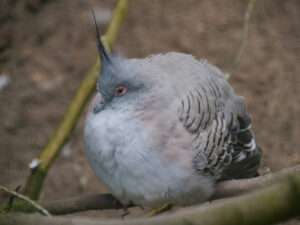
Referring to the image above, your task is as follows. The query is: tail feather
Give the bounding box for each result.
[218,114,262,181]
[218,146,262,181]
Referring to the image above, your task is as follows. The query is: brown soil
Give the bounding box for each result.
[0,0,299,222]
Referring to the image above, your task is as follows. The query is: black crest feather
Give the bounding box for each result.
[91,9,111,64]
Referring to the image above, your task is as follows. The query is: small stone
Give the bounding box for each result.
[29,158,41,169]
[0,72,10,91]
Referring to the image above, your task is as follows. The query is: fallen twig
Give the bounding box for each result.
[0,185,50,216]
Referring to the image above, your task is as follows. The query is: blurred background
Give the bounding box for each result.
[0,0,299,220]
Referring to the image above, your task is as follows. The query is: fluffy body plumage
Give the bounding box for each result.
[84,50,262,207]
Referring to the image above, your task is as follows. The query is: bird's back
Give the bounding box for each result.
[148,52,262,181]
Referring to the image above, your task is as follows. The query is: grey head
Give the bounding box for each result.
[91,11,211,115]
[92,10,155,114]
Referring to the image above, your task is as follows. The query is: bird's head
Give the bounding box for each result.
[94,51,153,113]
[91,12,156,114]
[91,11,197,115]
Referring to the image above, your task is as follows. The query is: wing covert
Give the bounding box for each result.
[178,80,259,179]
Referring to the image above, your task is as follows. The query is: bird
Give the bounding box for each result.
[84,16,262,208]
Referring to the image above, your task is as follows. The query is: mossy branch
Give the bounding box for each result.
[1,169,300,225]
[7,165,300,216]
[23,0,131,200]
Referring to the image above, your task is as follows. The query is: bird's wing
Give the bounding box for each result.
[178,63,261,180]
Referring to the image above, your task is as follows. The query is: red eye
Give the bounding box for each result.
[114,86,127,97]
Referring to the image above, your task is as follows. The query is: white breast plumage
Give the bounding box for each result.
[84,107,214,206]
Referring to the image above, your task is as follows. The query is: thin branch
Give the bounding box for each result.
[227,0,256,77]
[1,170,300,225]
[42,194,133,215]
[0,185,51,216]
[23,0,131,200]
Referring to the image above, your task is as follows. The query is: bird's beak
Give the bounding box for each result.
[93,94,106,114]
[93,101,105,114]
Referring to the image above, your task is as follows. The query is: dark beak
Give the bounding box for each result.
[93,98,106,114]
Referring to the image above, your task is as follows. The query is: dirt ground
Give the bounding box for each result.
[0,0,299,222]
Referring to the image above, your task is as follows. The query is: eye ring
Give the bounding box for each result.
[114,86,127,97]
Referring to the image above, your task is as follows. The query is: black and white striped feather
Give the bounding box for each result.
[179,61,261,181]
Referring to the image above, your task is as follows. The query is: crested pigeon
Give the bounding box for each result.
[84,18,262,207]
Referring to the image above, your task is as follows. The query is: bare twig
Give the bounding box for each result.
[42,194,133,215]
[0,185,51,216]
[1,170,300,225]
[144,204,172,218]
[23,0,131,200]
[227,0,256,77]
